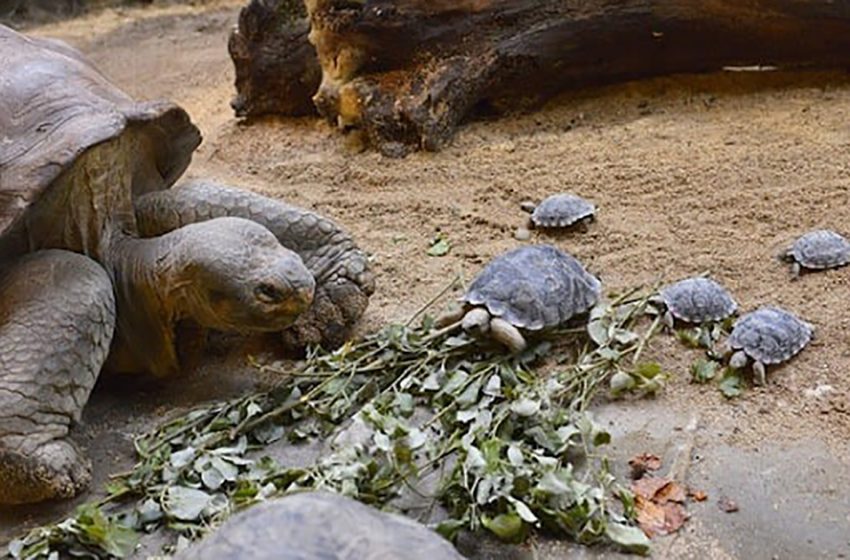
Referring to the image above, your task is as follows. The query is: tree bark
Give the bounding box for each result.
[233,0,850,155]
[228,0,321,117]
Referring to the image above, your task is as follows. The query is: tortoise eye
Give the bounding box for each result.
[255,283,284,304]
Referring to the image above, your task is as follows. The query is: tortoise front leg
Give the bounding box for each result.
[134,180,374,351]
[0,251,115,504]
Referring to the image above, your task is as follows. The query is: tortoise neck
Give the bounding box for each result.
[105,231,190,377]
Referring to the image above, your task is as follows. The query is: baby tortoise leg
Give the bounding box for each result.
[778,248,801,280]
[789,262,802,281]
[0,251,115,504]
[729,350,749,370]
[752,361,767,386]
[461,308,490,335]
[662,309,676,330]
[728,350,767,385]
[134,180,374,351]
[489,317,527,354]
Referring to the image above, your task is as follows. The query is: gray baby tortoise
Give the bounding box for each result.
[176,492,464,560]
[658,277,737,328]
[522,193,596,230]
[440,245,601,353]
[0,25,371,504]
[725,306,813,385]
[780,229,850,278]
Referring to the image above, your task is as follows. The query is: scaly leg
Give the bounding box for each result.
[0,250,115,504]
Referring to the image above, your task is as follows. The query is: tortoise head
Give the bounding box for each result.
[170,217,315,333]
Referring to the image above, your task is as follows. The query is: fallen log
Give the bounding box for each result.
[232,0,850,155]
[228,0,321,117]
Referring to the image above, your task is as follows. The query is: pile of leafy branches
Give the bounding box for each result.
[6,287,664,559]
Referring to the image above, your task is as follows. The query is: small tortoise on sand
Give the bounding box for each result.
[521,193,596,230]
[177,493,464,560]
[725,306,813,385]
[780,229,850,278]
[657,277,737,328]
[440,245,601,353]
[0,25,372,504]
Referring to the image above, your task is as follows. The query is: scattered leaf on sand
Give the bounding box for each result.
[631,476,689,537]
[427,236,451,257]
[718,496,739,513]
[629,453,662,479]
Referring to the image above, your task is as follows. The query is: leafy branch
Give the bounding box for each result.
[6,286,663,559]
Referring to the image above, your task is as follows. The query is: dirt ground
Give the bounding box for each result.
[1,1,849,558]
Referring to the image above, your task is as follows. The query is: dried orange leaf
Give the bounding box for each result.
[689,489,708,502]
[628,453,662,478]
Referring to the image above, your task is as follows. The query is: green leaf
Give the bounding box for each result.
[511,398,540,417]
[137,499,163,524]
[509,498,539,524]
[593,429,612,447]
[163,487,213,521]
[609,371,636,396]
[613,329,640,345]
[482,512,524,542]
[597,347,621,361]
[605,522,650,555]
[393,392,415,417]
[483,374,502,397]
[507,444,524,466]
[406,428,427,450]
[676,328,702,348]
[690,358,719,383]
[427,236,451,257]
[76,505,139,558]
[464,446,486,470]
[201,466,225,490]
[170,447,196,468]
[634,362,662,379]
[435,518,466,541]
[7,539,23,558]
[587,320,610,346]
[719,370,744,398]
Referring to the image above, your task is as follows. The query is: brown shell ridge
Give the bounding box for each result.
[0,24,201,238]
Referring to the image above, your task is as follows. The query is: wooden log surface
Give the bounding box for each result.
[229,0,321,117]
[231,0,850,155]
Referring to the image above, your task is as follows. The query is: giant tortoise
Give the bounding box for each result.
[0,25,372,504]
[176,492,464,560]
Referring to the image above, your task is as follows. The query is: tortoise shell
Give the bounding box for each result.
[530,194,595,228]
[660,277,737,323]
[728,306,812,365]
[464,244,601,330]
[0,25,200,245]
[176,492,463,560]
[787,230,850,270]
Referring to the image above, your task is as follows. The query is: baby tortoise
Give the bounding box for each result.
[521,193,596,230]
[780,229,850,278]
[657,276,737,328]
[725,306,813,385]
[439,245,601,353]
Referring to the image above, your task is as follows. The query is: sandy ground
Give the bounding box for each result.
[1,1,849,557]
